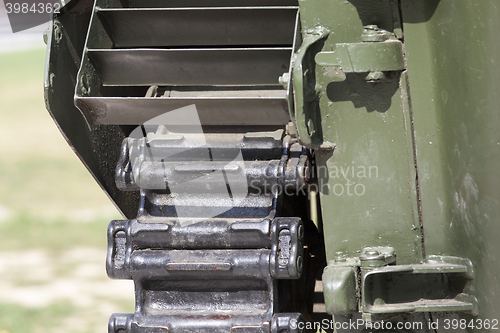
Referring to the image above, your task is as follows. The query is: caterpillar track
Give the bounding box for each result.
[45,0,328,332]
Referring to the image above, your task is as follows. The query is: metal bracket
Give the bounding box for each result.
[322,248,478,317]
[315,25,405,82]
[362,256,478,315]
[289,28,330,149]
[289,26,405,148]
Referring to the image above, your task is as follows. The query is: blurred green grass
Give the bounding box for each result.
[0,49,120,218]
[0,213,107,252]
[0,301,76,333]
[0,47,115,246]
[0,48,133,332]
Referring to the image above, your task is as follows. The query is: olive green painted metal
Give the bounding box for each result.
[361,256,477,314]
[299,0,427,319]
[294,0,493,327]
[314,39,404,73]
[300,0,422,265]
[315,29,405,77]
[290,29,329,148]
[401,0,500,329]
[322,265,357,315]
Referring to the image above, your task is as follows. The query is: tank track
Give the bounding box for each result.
[106,128,311,333]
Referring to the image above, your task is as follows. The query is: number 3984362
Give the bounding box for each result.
[5,2,61,14]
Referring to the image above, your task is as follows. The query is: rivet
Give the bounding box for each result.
[364,250,380,256]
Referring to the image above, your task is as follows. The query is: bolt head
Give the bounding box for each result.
[297,224,304,240]
[334,251,346,262]
[279,72,290,88]
[364,250,380,256]
[302,162,311,184]
[43,28,49,45]
[365,71,386,82]
[296,255,303,273]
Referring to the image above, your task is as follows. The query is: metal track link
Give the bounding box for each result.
[107,128,310,333]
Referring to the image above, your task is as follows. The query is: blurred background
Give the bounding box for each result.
[0,5,134,333]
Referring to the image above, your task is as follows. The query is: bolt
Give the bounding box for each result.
[297,224,304,241]
[303,164,310,183]
[279,72,290,89]
[43,27,49,45]
[306,119,316,136]
[80,75,90,96]
[362,24,389,42]
[285,122,297,138]
[300,160,311,186]
[365,71,386,82]
[335,251,346,262]
[364,250,380,256]
[296,255,303,273]
[53,23,63,43]
[362,312,373,323]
